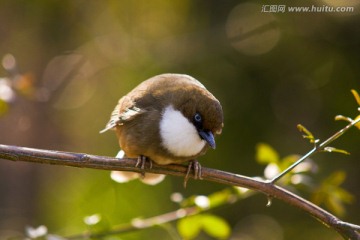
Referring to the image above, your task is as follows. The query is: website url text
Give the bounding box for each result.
[261,5,355,13]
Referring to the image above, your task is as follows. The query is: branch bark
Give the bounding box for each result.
[0,144,359,239]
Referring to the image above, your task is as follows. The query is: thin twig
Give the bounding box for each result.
[0,144,359,239]
[270,117,360,183]
[67,207,198,239]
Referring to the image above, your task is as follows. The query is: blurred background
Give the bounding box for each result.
[0,1,359,239]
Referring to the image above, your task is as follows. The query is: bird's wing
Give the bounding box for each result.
[99,96,142,133]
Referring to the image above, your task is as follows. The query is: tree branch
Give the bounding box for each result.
[0,144,359,239]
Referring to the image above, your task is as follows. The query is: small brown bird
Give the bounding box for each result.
[101,73,223,186]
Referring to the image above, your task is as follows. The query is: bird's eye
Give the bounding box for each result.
[194,113,202,123]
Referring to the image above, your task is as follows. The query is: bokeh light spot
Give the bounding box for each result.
[226,3,281,56]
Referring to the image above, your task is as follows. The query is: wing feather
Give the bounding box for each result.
[99,96,141,133]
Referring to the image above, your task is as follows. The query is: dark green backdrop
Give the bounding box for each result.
[0,1,359,239]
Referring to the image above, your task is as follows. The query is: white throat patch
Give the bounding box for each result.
[159,105,206,157]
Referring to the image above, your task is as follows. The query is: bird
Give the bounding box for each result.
[100,73,223,186]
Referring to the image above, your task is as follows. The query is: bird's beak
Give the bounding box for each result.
[198,130,216,149]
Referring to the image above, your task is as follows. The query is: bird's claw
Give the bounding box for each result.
[135,155,152,178]
[184,160,202,188]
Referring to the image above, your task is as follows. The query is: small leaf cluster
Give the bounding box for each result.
[335,89,360,130]
[174,188,248,239]
[177,214,230,239]
[312,171,354,217]
[256,143,314,186]
[256,143,354,216]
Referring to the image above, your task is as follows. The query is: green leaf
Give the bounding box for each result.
[279,154,300,171]
[312,171,354,216]
[255,143,279,164]
[334,115,360,130]
[333,188,355,204]
[208,189,232,208]
[297,124,317,143]
[177,214,231,240]
[177,216,201,239]
[334,115,353,123]
[325,196,345,216]
[326,171,346,186]
[323,147,350,155]
[323,187,354,216]
[201,214,231,239]
[311,190,324,204]
[350,89,360,130]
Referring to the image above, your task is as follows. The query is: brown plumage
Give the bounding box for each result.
[101,73,223,184]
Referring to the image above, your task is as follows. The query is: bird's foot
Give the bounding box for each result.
[135,155,152,178]
[184,160,202,188]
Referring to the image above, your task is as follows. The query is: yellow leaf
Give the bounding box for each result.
[297,124,317,143]
[351,89,360,106]
[354,115,360,130]
[177,216,201,239]
[201,214,231,239]
[323,147,350,155]
[255,143,279,164]
[325,196,345,216]
[325,171,346,186]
